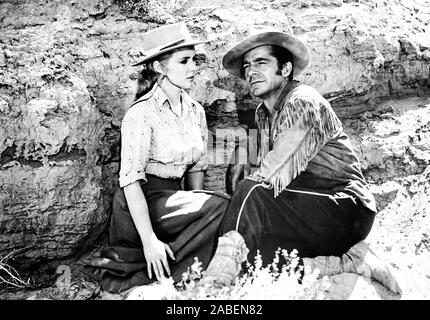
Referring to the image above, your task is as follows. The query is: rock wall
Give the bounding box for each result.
[0,0,429,268]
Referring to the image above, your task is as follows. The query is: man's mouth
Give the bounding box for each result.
[250,80,263,85]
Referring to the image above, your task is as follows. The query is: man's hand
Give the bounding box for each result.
[142,233,176,281]
[226,145,251,194]
[226,163,251,195]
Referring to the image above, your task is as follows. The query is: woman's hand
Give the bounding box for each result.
[142,233,176,281]
[123,182,176,281]
[184,171,204,190]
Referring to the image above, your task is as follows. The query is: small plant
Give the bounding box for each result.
[0,251,32,289]
[176,257,203,292]
[126,249,329,300]
[174,249,329,300]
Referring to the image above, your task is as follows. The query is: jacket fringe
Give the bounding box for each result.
[269,95,342,198]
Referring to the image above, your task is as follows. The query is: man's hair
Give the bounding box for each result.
[268,45,294,81]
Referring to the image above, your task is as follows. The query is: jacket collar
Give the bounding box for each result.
[255,80,300,120]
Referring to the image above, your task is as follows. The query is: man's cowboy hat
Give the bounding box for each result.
[222,26,311,79]
[132,23,209,66]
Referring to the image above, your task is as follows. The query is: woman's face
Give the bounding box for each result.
[160,48,197,90]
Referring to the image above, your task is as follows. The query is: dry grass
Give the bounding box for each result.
[0,251,32,289]
[127,249,329,300]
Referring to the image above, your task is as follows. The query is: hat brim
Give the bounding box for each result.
[132,40,210,66]
[222,32,310,79]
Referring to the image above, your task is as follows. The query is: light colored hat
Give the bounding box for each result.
[222,26,311,79]
[132,23,209,66]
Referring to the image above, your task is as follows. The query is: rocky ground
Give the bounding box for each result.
[1,0,429,300]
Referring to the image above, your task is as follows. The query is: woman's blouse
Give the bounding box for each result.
[119,84,208,188]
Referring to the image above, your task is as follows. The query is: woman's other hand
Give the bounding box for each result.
[226,145,250,194]
[226,163,251,194]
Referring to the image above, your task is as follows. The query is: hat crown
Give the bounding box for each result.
[141,23,193,53]
[132,23,208,66]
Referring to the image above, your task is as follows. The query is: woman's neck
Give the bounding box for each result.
[160,77,181,106]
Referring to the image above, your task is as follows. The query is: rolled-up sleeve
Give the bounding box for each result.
[118,107,151,188]
[188,105,209,172]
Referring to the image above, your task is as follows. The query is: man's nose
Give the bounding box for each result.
[246,65,258,80]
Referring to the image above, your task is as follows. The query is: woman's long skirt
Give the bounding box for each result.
[84,175,229,293]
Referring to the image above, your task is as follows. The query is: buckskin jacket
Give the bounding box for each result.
[251,80,376,213]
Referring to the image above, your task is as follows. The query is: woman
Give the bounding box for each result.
[84,23,231,293]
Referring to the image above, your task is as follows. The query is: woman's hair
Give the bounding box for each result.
[134,61,160,101]
[134,45,195,101]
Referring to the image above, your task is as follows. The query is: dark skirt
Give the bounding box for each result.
[84,175,230,293]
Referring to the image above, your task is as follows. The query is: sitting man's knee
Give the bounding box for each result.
[235,178,260,193]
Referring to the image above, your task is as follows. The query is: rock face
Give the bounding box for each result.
[329,98,430,298]
[0,0,429,277]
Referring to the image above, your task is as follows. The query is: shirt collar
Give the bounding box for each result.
[152,83,171,108]
[152,83,192,111]
[255,102,269,121]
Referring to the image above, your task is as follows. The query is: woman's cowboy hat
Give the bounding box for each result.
[132,23,209,66]
[222,26,311,79]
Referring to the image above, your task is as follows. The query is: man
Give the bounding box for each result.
[200,27,401,293]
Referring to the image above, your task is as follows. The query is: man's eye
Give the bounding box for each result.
[243,64,250,70]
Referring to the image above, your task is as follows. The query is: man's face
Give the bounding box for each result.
[242,45,284,99]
